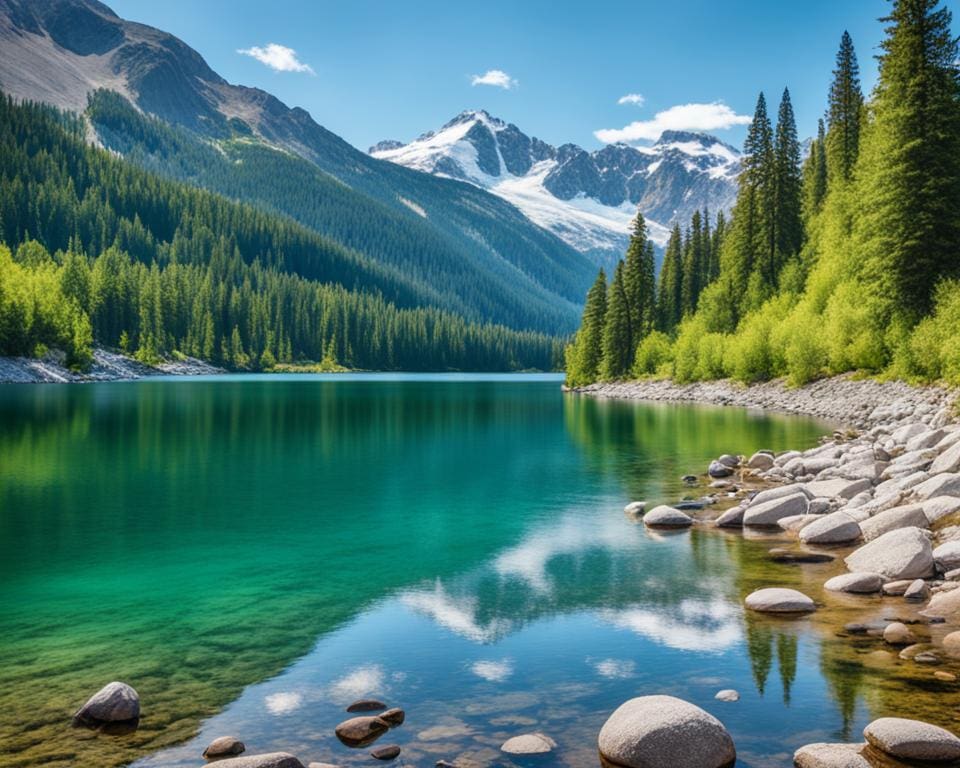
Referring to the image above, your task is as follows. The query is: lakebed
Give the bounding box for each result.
[2,374,959,767]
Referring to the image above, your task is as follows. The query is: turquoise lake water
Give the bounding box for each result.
[2,374,947,768]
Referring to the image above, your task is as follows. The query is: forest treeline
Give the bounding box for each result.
[566,0,960,387]
[0,96,562,371]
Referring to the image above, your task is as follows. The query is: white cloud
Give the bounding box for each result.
[595,102,751,143]
[264,691,302,715]
[470,69,517,90]
[237,43,314,74]
[591,658,636,679]
[617,93,645,107]
[471,659,514,682]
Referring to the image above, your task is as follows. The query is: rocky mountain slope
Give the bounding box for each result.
[371,110,741,267]
[0,0,595,334]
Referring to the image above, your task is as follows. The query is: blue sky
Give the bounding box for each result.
[108,0,953,152]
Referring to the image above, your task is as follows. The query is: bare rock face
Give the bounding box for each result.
[73,681,140,726]
[864,717,960,762]
[598,695,735,768]
[844,527,935,580]
[745,588,816,613]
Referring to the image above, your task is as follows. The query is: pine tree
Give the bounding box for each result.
[826,31,863,183]
[802,119,829,217]
[681,211,704,314]
[640,239,656,334]
[773,88,803,269]
[601,261,633,379]
[622,212,651,345]
[657,224,683,332]
[857,0,960,320]
[565,268,607,385]
[710,211,725,281]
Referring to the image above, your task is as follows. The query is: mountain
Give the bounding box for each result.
[371,110,741,268]
[0,0,595,334]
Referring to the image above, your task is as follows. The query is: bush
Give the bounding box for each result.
[632,331,673,377]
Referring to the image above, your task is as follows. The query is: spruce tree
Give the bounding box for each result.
[773,87,803,269]
[826,31,863,183]
[567,268,607,385]
[681,212,704,314]
[601,260,633,379]
[623,212,651,345]
[857,0,960,319]
[802,119,829,217]
[657,224,683,332]
[640,239,657,335]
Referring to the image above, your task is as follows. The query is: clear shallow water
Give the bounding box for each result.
[1,375,955,768]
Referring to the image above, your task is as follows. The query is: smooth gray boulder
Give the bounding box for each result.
[644,505,694,528]
[211,755,306,768]
[715,506,745,528]
[922,587,960,619]
[598,695,736,768]
[709,460,734,478]
[924,496,960,524]
[908,429,948,452]
[932,442,960,475]
[714,689,739,702]
[804,478,871,500]
[882,579,915,596]
[745,588,816,613]
[864,717,960,762]
[748,452,774,470]
[750,484,813,506]
[859,504,928,541]
[204,736,246,760]
[73,681,140,725]
[883,622,916,645]
[623,501,646,515]
[934,541,960,573]
[904,578,930,601]
[914,473,960,500]
[779,514,819,533]
[793,742,872,768]
[893,423,928,444]
[799,511,861,544]
[743,492,809,527]
[501,733,555,754]
[824,572,882,594]
[718,454,740,468]
[844,527,935,580]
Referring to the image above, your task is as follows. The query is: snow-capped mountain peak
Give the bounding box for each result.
[371,112,740,267]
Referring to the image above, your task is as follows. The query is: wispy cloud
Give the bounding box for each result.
[596,102,751,143]
[471,659,514,682]
[617,93,645,107]
[237,43,314,74]
[264,691,303,715]
[470,69,517,90]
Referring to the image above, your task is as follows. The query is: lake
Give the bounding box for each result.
[1,374,954,768]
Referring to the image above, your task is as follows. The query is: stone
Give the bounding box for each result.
[844,527,935,580]
[908,429,948,452]
[204,736,246,760]
[808,498,833,515]
[904,579,930,601]
[779,514,818,532]
[793,742,872,768]
[708,460,733,478]
[745,587,816,613]
[936,671,957,681]
[714,689,739,702]
[932,442,960,475]
[883,622,917,645]
[624,501,646,515]
[750,484,812,507]
[914,473,960,500]
[211,755,305,768]
[924,496,960,524]
[715,506,745,528]
[915,652,940,664]
[864,717,960,762]
[934,541,960,573]
[346,699,387,713]
[892,423,928,444]
[335,716,390,748]
[73,682,140,726]
[859,505,928,542]
[768,548,834,564]
[644,505,694,528]
[718,454,740,468]
[748,452,774,470]
[380,708,405,727]
[500,733,555,755]
[824,572,883,594]
[682,474,698,484]
[370,745,401,761]
[743,492,809,527]
[883,579,914,596]
[799,511,861,545]
[598,695,735,768]
[805,479,873,500]
[920,587,960,619]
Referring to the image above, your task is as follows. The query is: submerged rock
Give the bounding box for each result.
[883,622,917,646]
[370,745,401,761]
[598,695,735,768]
[500,733,556,755]
[73,681,140,726]
[864,717,960,762]
[714,689,739,702]
[211,754,305,768]
[745,588,816,613]
[768,548,834,564]
[204,736,246,760]
[346,699,387,713]
[335,716,389,748]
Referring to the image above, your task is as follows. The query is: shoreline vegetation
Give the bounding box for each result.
[565,1,960,392]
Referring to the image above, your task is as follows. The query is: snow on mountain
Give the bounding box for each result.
[371,110,741,267]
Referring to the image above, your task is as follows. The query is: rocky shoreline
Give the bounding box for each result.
[0,348,223,383]
[568,374,957,429]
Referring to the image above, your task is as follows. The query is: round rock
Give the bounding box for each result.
[793,742,872,768]
[335,716,389,748]
[370,745,401,761]
[624,501,646,516]
[598,695,735,768]
[864,717,960,762]
[745,588,816,614]
[204,736,246,760]
[708,460,734,478]
[824,572,882,594]
[714,689,739,702]
[844,527,935,580]
[883,622,917,646]
[798,511,861,545]
[346,699,386,713]
[380,708,404,727]
[643,505,693,528]
[501,732,556,755]
[73,681,140,725]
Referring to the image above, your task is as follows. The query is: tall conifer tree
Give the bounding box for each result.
[657,224,683,332]
[826,31,863,183]
[774,88,803,270]
[601,261,633,379]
